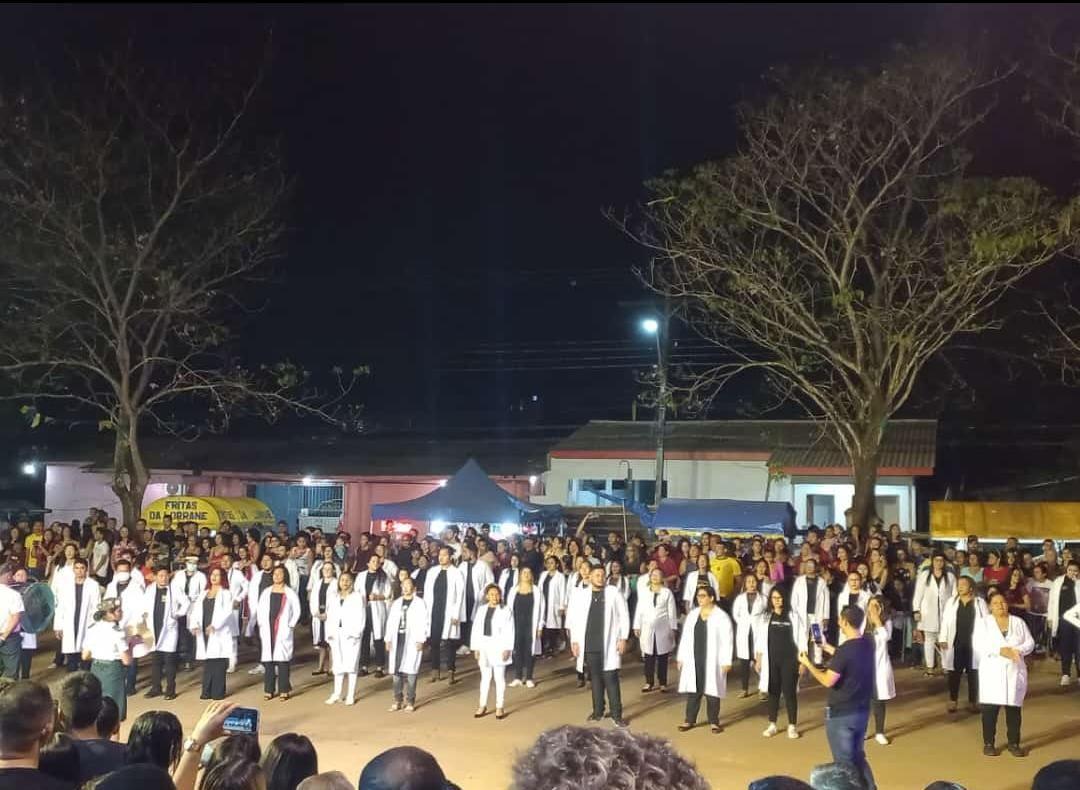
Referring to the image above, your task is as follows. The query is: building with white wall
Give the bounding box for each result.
[532,420,936,533]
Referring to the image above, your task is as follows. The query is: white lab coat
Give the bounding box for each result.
[325,591,366,675]
[869,621,895,701]
[568,585,631,672]
[226,568,249,636]
[609,576,631,603]
[385,595,430,675]
[752,610,808,694]
[913,570,957,634]
[470,604,515,667]
[632,584,678,656]
[246,570,271,638]
[189,590,235,660]
[423,565,466,639]
[676,606,735,698]
[938,595,990,671]
[566,575,589,613]
[458,561,495,620]
[170,571,207,617]
[732,590,767,660]
[790,575,831,624]
[974,614,1034,707]
[1063,603,1080,631]
[54,578,102,654]
[506,587,544,655]
[309,576,337,646]
[538,570,568,629]
[142,584,183,653]
[836,589,870,644]
[1047,575,1077,636]
[105,577,146,632]
[256,586,302,663]
[682,570,720,606]
[497,567,519,599]
[356,570,393,639]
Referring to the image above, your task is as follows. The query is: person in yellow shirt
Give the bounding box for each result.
[24,521,46,579]
[709,541,743,605]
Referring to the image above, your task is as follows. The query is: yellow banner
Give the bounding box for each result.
[930,500,1080,540]
[141,496,274,530]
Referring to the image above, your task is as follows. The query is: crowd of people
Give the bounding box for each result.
[0,507,1079,788]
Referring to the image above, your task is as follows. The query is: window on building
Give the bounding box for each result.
[807,494,835,527]
[635,479,668,504]
[874,495,900,527]
[573,479,608,507]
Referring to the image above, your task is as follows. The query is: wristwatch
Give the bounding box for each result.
[183,737,202,754]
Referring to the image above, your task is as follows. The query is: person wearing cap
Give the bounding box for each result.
[170,554,207,671]
[0,563,25,679]
[81,597,132,720]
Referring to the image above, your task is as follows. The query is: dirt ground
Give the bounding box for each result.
[35,632,1079,790]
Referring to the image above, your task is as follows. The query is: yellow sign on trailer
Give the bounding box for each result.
[930,500,1080,540]
[141,496,274,530]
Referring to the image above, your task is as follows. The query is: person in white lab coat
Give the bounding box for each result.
[633,568,678,693]
[54,557,101,671]
[754,586,807,739]
[732,573,767,698]
[836,572,870,645]
[938,575,989,713]
[222,553,248,673]
[498,554,521,601]
[171,555,207,670]
[457,544,495,657]
[507,568,544,687]
[1046,560,1080,687]
[105,557,145,695]
[789,559,830,644]
[568,562,631,727]
[975,591,1035,757]
[566,556,594,686]
[424,546,465,683]
[309,559,339,676]
[325,571,366,706]
[913,553,957,675]
[676,584,734,734]
[356,555,392,678]
[866,596,896,746]
[257,565,302,701]
[246,554,274,638]
[386,576,429,712]
[682,555,719,615]
[471,584,514,719]
[189,567,234,700]
[537,555,567,657]
[142,565,182,699]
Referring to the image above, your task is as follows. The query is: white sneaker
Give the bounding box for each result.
[456,646,470,657]
[248,665,264,675]
[227,664,236,674]
[344,697,355,706]
[787,725,800,739]
[325,695,339,705]
[525,680,536,689]
[388,702,401,712]
[875,733,890,745]
[1061,675,1072,687]
[509,679,523,688]
[762,723,778,738]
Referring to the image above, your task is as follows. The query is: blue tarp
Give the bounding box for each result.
[652,498,794,536]
[370,458,561,525]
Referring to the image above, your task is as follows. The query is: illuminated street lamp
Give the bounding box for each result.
[640,314,667,507]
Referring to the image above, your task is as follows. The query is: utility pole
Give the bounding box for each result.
[641,303,669,508]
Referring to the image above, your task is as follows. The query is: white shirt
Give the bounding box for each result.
[0,584,24,635]
[91,541,111,575]
[82,620,128,661]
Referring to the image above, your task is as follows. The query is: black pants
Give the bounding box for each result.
[1058,619,1079,676]
[177,617,193,662]
[460,619,473,649]
[685,693,721,725]
[0,638,19,679]
[202,658,228,700]
[948,646,978,703]
[981,704,1021,746]
[18,648,32,679]
[872,700,887,734]
[65,652,91,672]
[643,652,669,687]
[542,627,560,656]
[359,622,386,669]
[264,661,292,694]
[585,651,622,719]
[150,651,177,695]
[53,644,65,667]
[740,629,756,691]
[767,658,799,725]
[430,638,457,673]
[513,628,535,681]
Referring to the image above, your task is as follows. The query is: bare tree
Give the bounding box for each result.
[0,54,360,526]
[617,50,1077,528]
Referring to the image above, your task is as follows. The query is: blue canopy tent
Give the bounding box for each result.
[370,458,561,528]
[652,498,795,538]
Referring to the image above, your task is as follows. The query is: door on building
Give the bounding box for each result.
[806,494,835,527]
[874,495,901,527]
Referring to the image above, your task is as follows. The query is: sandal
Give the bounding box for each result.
[495,709,506,720]
[474,707,487,718]
[641,685,655,693]
[279,693,291,702]
[678,722,694,732]
[264,693,275,701]
[710,724,722,734]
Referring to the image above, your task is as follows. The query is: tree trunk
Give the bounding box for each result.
[849,449,880,531]
[110,415,149,528]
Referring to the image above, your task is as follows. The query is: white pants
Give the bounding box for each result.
[479,664,506,709]
[923,631,939,669]
[332,672,358,701]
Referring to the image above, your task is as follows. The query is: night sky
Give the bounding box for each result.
[0,4,1072,435]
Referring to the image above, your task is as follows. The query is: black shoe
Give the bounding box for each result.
[586,713,603,722]
[448,671,456,685]
[199,694,210,700]
[983,744,999,757]
[612,717,630,729]
[1007,744,1027,757]
[374,669,385,679]
[577,679,586,688]
[145,690,161,699]
[358,668,369,677]
[164,693,178,701]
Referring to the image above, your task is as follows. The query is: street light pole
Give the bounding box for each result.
[640,312,668,509]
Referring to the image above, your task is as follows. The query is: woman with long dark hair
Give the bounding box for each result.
[675,584,734,733]
[866,595,896,745]
[190,567,235,700]
[126,710,183,771]
[261,733,317,790]
[257,565,302,701]
[506,567,543,688]
[471,583,514,719]
[754,586,805,740]
[732,573,766,698]
[309,559,339,676]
